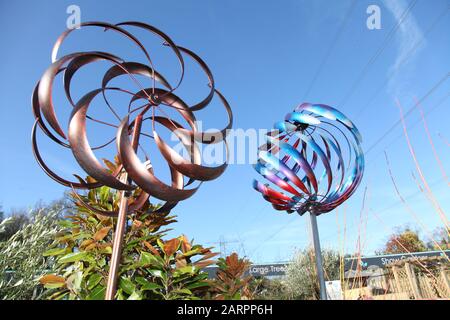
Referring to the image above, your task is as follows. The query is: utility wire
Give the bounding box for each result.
[339,0,419,109]
[319,176,447,243]
[365,91,450,168]
[303,0,357,101]
[365,72,449,155]
[354,6,450,121]
[249,214,298,260]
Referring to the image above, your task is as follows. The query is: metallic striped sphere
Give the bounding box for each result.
[253,103,364,215]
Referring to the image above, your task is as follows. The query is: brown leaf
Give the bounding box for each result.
[175,255,187,268]
[180,234,192,253]
[194,259,215,268]
[226,253,239,268]
[97,215,112,224]
[39,274,65,285]
[93,226,111,241]
[198,252,219,261]
[143,241,160,256]
[80,239,95,249]
[132,220,143,230]
[163,238,180,257]
[65,215,87,224]
[113,155,121,166]
[85,243,97,251]
[102,158,116,172]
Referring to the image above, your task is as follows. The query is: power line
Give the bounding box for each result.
[354,6,450,121]
[365,72,449,155]
[303,0,357,101]
[319,176,447,243]
[339,0,419,109]
[365,91,450,168]
[205,236,240,258]
[248,214,298,260]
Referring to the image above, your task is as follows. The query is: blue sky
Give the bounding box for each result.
[0,0,449,263]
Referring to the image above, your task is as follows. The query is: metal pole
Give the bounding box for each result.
[105,114,144,300]
[105,186,130,300]
[309,211,327,300]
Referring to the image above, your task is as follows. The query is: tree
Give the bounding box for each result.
[0,201,67,300]
[381,227,427,254]
[284,248,340,300]
[250,277,290,300]
[0,209,30,242]
[426,227,450,250]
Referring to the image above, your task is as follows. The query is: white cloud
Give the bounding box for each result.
[383,0,425,96]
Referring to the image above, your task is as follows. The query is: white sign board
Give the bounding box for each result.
[325,280,343,300]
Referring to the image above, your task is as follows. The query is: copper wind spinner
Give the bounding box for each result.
[31,21,232,299]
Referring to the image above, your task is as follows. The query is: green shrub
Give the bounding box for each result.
[40,187,217,300]
[208,253,253,300]
[284,249,340,300]
[0,202,66,299]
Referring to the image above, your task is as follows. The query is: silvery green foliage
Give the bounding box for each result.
[0,203,66,300]
[0,211,30,242]
[284,249,340,300]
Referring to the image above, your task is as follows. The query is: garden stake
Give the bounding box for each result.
[254,103,364,300]
[308,211,327,300]
[105,113,143,300]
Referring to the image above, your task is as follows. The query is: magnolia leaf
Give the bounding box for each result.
[58,220,76,229]
[132,220,143,230]
[93,226,111,241]
[99,245,112,255]
[87,285,106,300]
[87,273,103,290]
[99,186,111,203]
[43,247,67,257]
[186,281,210,290]
[194,260,215,269]
[58,252,93,264]
[156,238,165,251]
[143,241,160,256]
[67,271,83,293]
[180,248,201,257]
[163,238,181,258]
[172,288,192,295]
[200,252,219,261]
[180,234,192,253]
[136,277,162,291]
[174,266,196,275]
[139,252,164,268]
[39,274,65,288]
[119,276,136,295]
[102,158,116,172]
[80,239,95,249]
[175,256,187,268]
[128,290,142,300]
[85,243,97,251]
[147,269,167,282]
